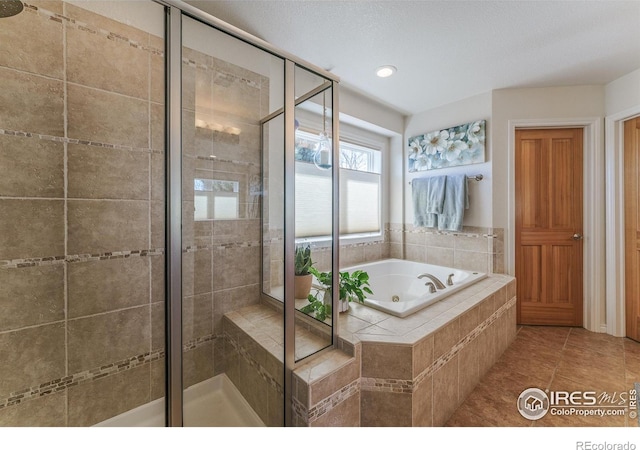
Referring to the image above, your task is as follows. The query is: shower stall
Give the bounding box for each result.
[0,0,339,426]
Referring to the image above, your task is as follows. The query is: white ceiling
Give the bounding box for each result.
[186,0,640,116]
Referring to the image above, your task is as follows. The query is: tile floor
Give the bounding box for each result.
[447,325,640,427]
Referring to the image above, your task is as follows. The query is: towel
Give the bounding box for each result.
[411,176,446,228]
[438,174,469,232]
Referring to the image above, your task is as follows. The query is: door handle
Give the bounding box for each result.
[572,233,583,241]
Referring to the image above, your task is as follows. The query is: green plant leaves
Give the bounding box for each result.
[306,268,373,308]
[301,293,331,322]
[294,245,313,276]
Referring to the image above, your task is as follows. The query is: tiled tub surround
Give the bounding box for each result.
[266,226,392,291]
[390,223,505,275]
[224,274,516,426]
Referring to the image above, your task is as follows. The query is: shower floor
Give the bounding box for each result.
[94,374,264,427]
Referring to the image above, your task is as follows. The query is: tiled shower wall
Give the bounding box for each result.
[0,1,166,426]
[389,223,505,274]
[0,3,267,427]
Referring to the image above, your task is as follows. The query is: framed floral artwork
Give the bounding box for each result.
[408,120,486,172]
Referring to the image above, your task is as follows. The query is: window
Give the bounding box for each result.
[194,178,240,220]
[294,130,382,240]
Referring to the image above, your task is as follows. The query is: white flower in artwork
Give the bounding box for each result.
[408,120,485,172]
[466,121,485,144]
[448,129,466,141]
[443,139,468,161]
[422,130,449,155]
[409,138,428,168]
[409,138,422,157]
[416,153,429,168]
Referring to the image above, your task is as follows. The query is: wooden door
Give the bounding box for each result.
[625,117,640,342]
[515,128,583,326]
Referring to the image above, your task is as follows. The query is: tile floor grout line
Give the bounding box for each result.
[448,325,640,427]
[545,327,572,394]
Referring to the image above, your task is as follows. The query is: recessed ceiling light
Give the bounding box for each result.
[376,65,397,78]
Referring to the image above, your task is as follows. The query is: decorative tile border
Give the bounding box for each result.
[299,284,515,424]
[302,379,360,424]
[183,58,261,90]
[390,223,504,239]
[183,241,261,254]
[0,248,165,270]
[0,350,164,411]
[223,330,283,396]
[404,227,499,240]
[0,128,160,155]
[23,2,163,56]
[0,240,262,269]
[195,155,257,168]
[0,335,215,410]
[359,295,516,395]
[361,377,413,394]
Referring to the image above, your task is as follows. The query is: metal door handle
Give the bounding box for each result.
[572,233,583,241]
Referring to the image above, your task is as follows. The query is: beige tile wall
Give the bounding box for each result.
[0,1,271,427]
[391,223,506,274]
[0,1,165,426]
[357,280,517,427]
[267,226,391,291]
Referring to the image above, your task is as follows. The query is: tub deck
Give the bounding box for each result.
[224,272,517,426]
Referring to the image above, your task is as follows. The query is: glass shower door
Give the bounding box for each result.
[181,14,285,426]
[292,66,335,362]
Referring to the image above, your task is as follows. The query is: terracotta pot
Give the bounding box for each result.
[294,274,313,299]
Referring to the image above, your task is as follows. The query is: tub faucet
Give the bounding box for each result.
[418,273,446,290]
[447,273,455,286]
[424,281,437,294]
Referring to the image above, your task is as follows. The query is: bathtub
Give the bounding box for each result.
[342,258,487,318]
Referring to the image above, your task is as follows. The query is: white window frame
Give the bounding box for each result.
[294,130,384,245]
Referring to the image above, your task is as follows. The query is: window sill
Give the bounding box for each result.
[295,232,383,248]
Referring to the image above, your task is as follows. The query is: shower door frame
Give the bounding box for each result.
[156,0,340,427]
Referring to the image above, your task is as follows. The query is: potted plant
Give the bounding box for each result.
[294,244,314,299]
[301,267,373,320]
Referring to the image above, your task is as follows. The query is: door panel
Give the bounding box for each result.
[520,139,546,229]
[515,128,583,326]
[624,117,640,342]
[550,244,573,304]
[521,245,542,303]
[550,139,573,228]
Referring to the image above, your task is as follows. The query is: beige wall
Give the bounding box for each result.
[605,68,640,117]
[340,87,405,136]
[491,85,605,233]
[404,92,493,228]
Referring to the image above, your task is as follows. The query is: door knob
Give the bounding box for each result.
[572,233,583,241]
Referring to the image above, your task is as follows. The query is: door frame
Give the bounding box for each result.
[507,117,604,333]
[605,106,640,337]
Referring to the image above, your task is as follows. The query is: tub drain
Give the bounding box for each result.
[392,295,400,302]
